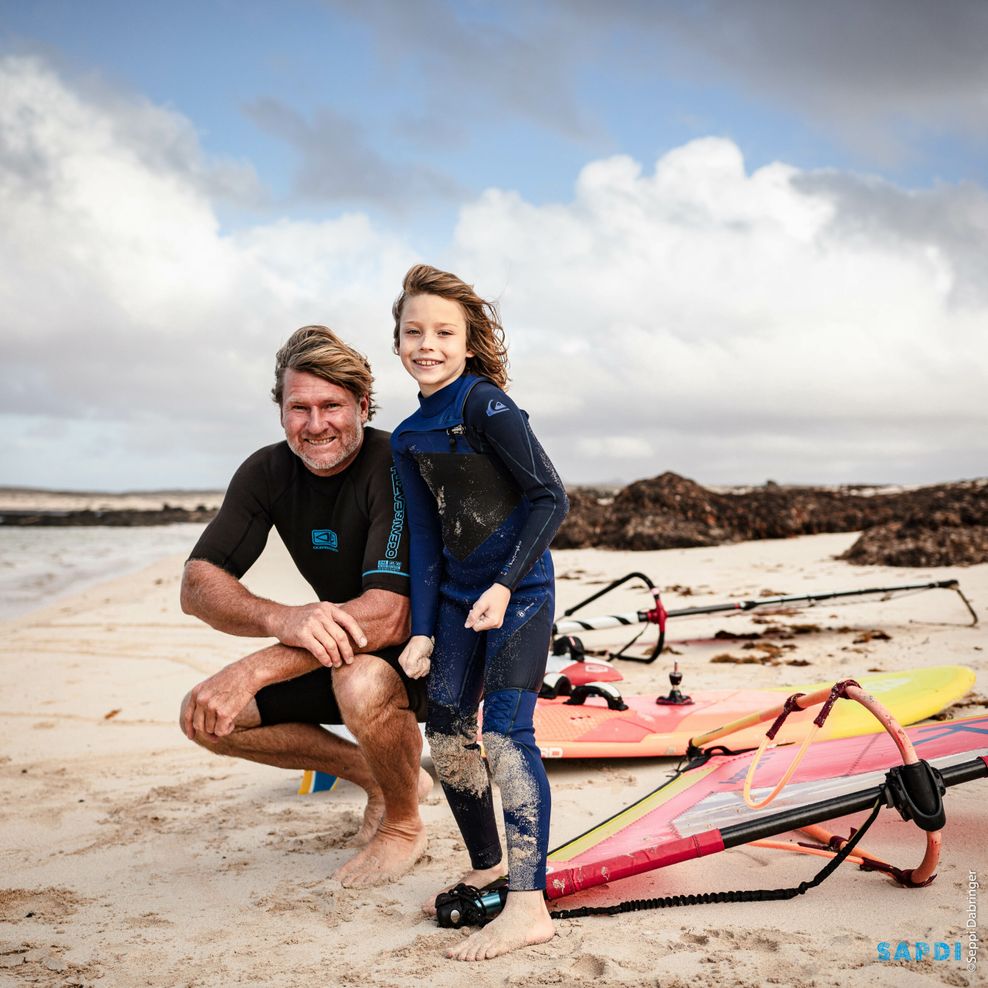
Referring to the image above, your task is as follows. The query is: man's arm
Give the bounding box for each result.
[180,641,320,740]
[179,563,410,740]
[181,559,409,665]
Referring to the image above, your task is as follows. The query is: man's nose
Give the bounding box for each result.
[308,408,331,432]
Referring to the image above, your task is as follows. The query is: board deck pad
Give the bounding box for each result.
[531,666,976,758]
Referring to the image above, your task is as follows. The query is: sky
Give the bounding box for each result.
[1,0,987,490]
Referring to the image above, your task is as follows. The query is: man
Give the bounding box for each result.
[179,325,429,889]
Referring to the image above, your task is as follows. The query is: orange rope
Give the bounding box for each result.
[742,723,821,809]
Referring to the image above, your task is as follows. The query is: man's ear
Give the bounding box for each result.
[358,394,370,423]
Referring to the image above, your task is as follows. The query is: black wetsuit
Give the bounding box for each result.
[188,427,426,723]
[391,374,568,890]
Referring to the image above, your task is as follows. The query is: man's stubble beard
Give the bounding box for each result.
[289,421,364,475]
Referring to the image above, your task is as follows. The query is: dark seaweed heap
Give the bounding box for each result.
[553,473,988,566]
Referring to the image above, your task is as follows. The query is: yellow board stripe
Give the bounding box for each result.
[548,761,722,863]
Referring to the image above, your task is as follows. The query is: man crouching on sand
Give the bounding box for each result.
[179,325,430,887]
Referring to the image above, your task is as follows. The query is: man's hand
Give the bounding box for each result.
[398,635,433,679]
[269,602,367,667]
[182,662,257,741]
[465,583,512,632]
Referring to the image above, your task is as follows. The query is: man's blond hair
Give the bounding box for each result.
[272,325,377,419]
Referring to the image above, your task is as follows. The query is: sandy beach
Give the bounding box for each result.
[1,531,985,987]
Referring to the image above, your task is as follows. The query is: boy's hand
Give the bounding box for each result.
[465,583,511,631]
[399,635,433,679]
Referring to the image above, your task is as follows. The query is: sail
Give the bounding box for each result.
[545,715,988,900]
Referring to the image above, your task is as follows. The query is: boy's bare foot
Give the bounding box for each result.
[422,862,508,916]
[351,769,434,847]
[333,818,427,887]
[447,889,554,961]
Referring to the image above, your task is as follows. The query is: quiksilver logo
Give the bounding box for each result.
[486,399,509,417]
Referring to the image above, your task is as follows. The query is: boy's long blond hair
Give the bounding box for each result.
[392,264,509,390]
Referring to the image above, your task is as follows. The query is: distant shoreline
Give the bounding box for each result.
[0,506,219,527]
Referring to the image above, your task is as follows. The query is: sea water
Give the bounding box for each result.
[0,523,208,620]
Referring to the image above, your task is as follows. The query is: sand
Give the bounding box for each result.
[1,532,985,987]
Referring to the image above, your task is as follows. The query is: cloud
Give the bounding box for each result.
[633,0,988,157]
[326,0,595,141]
[330,0,988,167]
[1,54,985,489]
[0,55,418,488]
[245,97,465,206]
[450,139,988,483]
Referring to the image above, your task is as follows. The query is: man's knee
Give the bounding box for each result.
[178,691,197,739]
[333,653,402,716]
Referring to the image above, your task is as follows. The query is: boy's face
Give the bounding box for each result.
[397,293,474,397]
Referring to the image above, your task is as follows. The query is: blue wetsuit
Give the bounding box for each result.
[391,373,568,890]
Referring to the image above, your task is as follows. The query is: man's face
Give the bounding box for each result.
[280,369,368,477]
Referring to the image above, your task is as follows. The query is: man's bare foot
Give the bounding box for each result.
[333,819,427,888]
[351,769,434,847]
[447,889,554,961]
[422,862,507,916]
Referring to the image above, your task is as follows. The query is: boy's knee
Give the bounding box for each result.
[480,690,539,776]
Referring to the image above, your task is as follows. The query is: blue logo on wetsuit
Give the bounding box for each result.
[311,529,339,550]
[486,399,509,417]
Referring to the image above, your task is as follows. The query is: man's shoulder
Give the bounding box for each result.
[226,441,294,497]
[234,440,293,477]
[361,425,392,452]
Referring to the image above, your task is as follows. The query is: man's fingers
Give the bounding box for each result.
[307,629,342,667]
[328,607,367,650]
[323,620,354,664]
[192,700,207,739]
